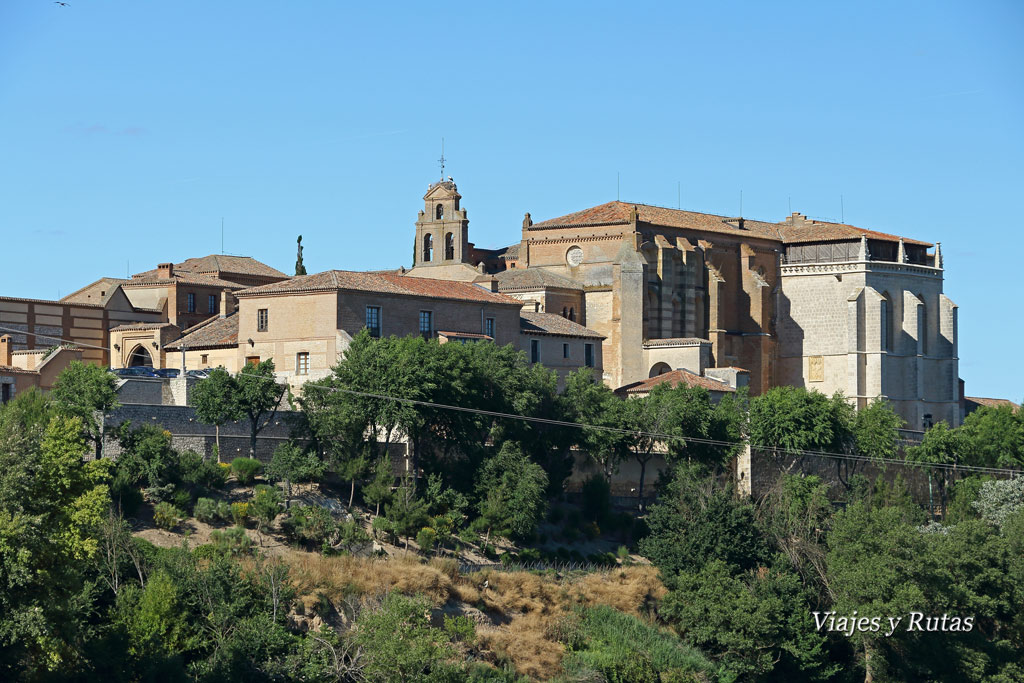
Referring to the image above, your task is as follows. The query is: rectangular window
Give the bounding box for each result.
[484,317,495,338]
[209,294,217,314]
[1,383,10,405]
[419,311,433,338]
[187,293,196,313]
[246,356,260,366]
[584,343,594,368]
[562,342,570,359]
[296,352,309,375]
[257,308,268,332]
[366,306,381,338]
[531,339,540,363]
[200,354,208,365]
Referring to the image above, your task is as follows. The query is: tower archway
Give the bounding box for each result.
[128,345,153,367]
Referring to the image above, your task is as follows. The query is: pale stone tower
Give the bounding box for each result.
[406,179,484,281]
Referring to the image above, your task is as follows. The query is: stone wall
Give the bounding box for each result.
[102,404,307,463]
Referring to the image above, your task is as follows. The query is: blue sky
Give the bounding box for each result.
[1,1,1021,399]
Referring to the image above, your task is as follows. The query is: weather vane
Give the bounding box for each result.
[438,137,446,180]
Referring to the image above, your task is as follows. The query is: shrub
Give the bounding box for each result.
[180,450,229,490]
[171,487,193,511]
[443,614,476,645]
[209,526,253,555]
[250,484,284,531]
[153,501,185,530]
[336,519,371,553]
[519,547,542,563]
[231,457,263,485]
[230,501,249,527]
[416,527,438,553]
[216,500,233,522]
[282,505,336,545]
[193,497,219,524]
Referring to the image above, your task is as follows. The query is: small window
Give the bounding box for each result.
[246,356,260,366]
[187,293,196,313]
[296,352,309,375]
[584,343,594,368]
[365,306,382,338]
[419,311,433,338]
[257,309,268,332]
[531,339,540,363]
[200,354,209,365]
[568,307,576,322]
[209,294,217,314]
[484,317,495,337]
[562,343,570,359]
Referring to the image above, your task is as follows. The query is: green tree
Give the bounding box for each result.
[832,397,904,489]
[235,359,286,458]
[363,455,394,516]
[0,413,112,676]
[906,421,964,518]
[50,360,120,458]
[354,592,453,682]
[565,368,628,481]
[475,442,548,547]
[265,442,325,505]
[384,475,428,550]
[250,485,284,544]
[750,386,855,474]
[191,366,243,462]
[959,404,1024,468]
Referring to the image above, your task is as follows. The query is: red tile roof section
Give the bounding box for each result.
[530,201,931,247]
[519,311,604,339]
[235,270,522,305]
[616,369,735,396]
[166,314,239,350]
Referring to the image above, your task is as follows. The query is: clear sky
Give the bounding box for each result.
[1,1,1021,400]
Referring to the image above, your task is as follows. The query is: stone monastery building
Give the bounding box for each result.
[2,176,959,430]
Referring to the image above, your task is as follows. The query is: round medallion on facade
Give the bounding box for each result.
[566,246,584,267]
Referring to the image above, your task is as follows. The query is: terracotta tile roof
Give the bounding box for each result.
[777,215,931,247]
[530,201,783,240]
[530,201,931,247]
[642,338,711,347]
[438,331,493,340]
[125,271,243,288]
[166,314,239,350]
[60,277,130,305]
[501,244,520,259]
[495,268,583,291]
[0,295,103,309]
[110,322,177,332]
[0,365,39,376]
[175,255,288,279]
[964,396,1020,412]
[235,270,522,305]
[616,369,735,396]
[519,311,604,339]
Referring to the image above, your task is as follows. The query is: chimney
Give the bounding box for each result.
[220,290,236,318]
[158,262,174,279]
[0,335,11,366]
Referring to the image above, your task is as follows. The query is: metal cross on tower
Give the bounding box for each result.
[438,137,446,180]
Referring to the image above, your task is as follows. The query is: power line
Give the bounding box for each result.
[1,324,1017,477]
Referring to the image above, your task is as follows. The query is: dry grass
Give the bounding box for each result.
[282,552,670,681]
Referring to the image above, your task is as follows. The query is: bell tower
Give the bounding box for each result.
[414,179,470,266]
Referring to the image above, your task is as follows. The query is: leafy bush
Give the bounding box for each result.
[193,497,219,524]
[179,450,229,490]
[171,487,193,511]
[230,501,249,527]
[216,500,233,522]
[250,485,284,531]
[231,457,263,485]
[443,614,476,645]
[153,501,185,530]
[416,527,437,553]
[281,505,336,546]
[209,526,253,555]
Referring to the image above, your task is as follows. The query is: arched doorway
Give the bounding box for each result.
[128,345,153,367]
[649,362,671,378]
